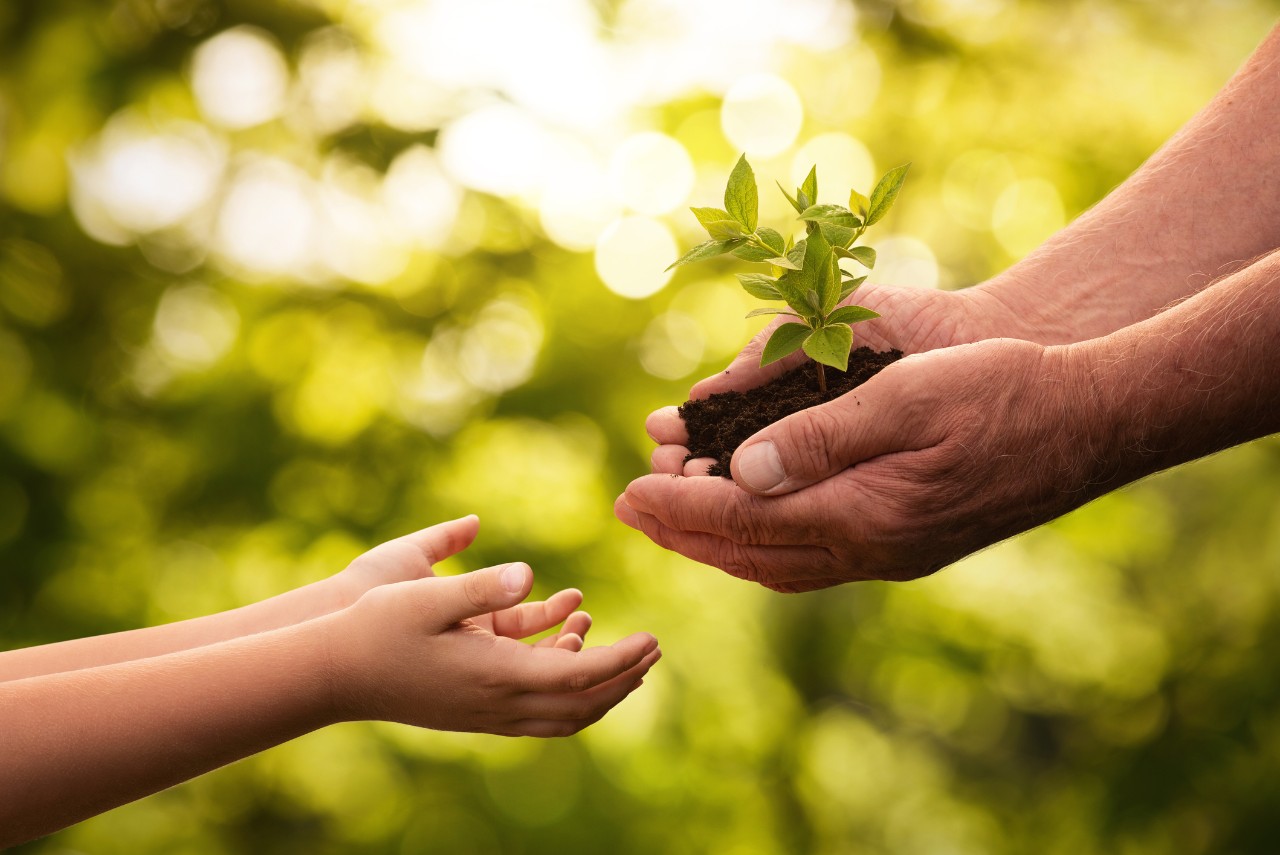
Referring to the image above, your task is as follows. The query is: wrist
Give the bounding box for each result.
[1054,337,1133,495]
[315,609,364,724]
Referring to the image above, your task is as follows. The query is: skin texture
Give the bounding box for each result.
[620,23,1280,590]
[0,518,660,847]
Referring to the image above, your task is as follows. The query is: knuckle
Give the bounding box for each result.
[561,669,592,693]
[715,492,764,544]
[462,571,490,612]
[716,541,765,585]
[784,407,844,476]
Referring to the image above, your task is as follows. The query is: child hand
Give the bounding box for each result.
[329,516,481,607]
[327,562,660,737]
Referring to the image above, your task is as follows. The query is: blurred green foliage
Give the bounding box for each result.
[4,0,1280,852]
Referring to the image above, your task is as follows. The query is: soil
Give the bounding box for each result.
[679,346,903,478]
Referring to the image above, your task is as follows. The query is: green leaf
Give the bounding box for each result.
[799,166,818,211]
[690,207,733,231]
[786,240,806,268]
[801,227,837,314]
[818,222,856,249]
[839,245,877,268]
[773,269,811,315]
[798,204,862,228]
[725,154,758,232]
[828,304,880,326]
[849,188,870,217]
[767,256,801,271]
[736,273,782,300]
[745,307,800,319]
[733,243,776,262]
[866,163,910,226]
[761,322,812,366]
[706,219,748,240]
[757,227,786,256]
[776,181,803,214]
[666,238,744,271]
[805,288,822,314]
[838,275,867,302]
[803,324,853,371]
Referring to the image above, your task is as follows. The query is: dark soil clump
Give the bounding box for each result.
[680,347,903,478]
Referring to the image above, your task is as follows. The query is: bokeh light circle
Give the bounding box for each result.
[594,216,676,299]
[609,132,695,215]
[721,74,804,157]
[791,133,876,203]
[191,27,290,130]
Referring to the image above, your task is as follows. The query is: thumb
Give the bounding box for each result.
[728,365,923,495]
[427,562,533,629]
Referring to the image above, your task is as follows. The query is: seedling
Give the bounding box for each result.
[669,155,909,394]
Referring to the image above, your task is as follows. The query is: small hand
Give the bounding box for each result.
[619,339,1100,590]
[330,562,661,736]
[330,516,480,608]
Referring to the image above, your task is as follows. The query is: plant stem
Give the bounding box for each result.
[816,361,827,395]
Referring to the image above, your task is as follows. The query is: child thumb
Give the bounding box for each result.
[428,563,532,628]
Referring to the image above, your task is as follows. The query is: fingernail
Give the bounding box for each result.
[615,497,639,528]
[736,441,785,492]
[501,563,527,592]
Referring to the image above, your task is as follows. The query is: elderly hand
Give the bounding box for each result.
[618,337,1104,591]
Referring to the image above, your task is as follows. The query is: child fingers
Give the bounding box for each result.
[561,610,592,641]
[550,632,584,652]
[425,562,532,629]
[399,515,481,566]
[491,589,584,639]
[516,633,659,694]
[510,676,649,737]
[531,611,592,649]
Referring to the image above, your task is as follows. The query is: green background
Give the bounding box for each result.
[4,1,1280,852]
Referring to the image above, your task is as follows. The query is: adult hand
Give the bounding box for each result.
[646,284,1018,474]
[618,338,1106,591]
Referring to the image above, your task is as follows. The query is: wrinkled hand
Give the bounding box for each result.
[618,338,1103,591]
[646,284,1013,475]
[329,560,661,737]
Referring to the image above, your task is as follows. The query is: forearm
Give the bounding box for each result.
[974,23,1280,344]
[0,575,348,682]
[0,616,338,847]
[1068,248,1280,491]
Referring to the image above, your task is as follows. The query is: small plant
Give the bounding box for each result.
[669,155,909,394]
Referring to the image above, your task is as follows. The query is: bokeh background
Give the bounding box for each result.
[4,0,1280,852]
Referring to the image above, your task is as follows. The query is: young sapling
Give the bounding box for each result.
[669,154,910,394]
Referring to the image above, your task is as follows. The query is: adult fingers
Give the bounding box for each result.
[645,407,688,446]
[515,633,659,694]
[729,358,935,496]
[683,457,716,477]
[619,475,830,546]
[616,497,842,590]
[490,588,583,639]
[423,562,532,630]
[651,444,689,474]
